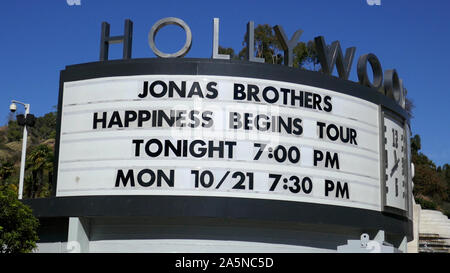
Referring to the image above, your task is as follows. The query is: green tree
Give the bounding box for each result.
[0,159,15,186]
[236,23,319,69]
[0,185,39,253]
[238,24,283,64]
[4,111,57,145]
[411,134,421,155]
[25,144,54,198]
[6,119,22,142]
[411,134,448,206]
[437,164,450,202]
[218,46,238,59]
[293,40,320,71]
[30,111,57,142]
[413,164,447,202]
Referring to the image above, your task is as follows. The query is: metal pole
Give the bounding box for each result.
[18,104,29,200]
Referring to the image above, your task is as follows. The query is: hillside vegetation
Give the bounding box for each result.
[0,112,56,198]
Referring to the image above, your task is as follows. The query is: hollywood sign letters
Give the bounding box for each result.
[100,17,407,109]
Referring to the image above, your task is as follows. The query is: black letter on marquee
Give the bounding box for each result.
[100,19,133,61]
[233,84,246,100]
[336,181,349,199]
[137,169,155,187]
[317,122,326,139]
[115,169,135,187]
[325,179,334,197]
[132,139,144,156]
[93,112,107,129]
[314,36,356,80]
[314,150,323,166]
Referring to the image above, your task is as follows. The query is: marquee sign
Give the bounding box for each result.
[54,17,413,218]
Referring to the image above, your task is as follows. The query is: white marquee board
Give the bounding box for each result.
[56,75,385,211]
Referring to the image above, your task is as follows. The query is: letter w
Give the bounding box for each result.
[314,36,356,80]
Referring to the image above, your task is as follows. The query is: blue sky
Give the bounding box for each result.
[0,0,448,166]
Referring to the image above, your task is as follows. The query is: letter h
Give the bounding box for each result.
[100,19,133,61]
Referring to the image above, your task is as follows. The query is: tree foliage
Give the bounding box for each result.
[238,24,283,64]
[0,110,56,198]
[0,160,15,182]
[438,164,450,203]
[0,185,39,253]
[31,112,57,142]
[6,120,22,143]
[26,144,54,199]
[293,40,320,70]
[414,164,447,202]
[5,111,56,145]
[234,23,319,69]
[411,134,449,215]
[218,46,240,60]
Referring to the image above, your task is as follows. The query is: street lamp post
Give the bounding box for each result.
[10,100,30,200]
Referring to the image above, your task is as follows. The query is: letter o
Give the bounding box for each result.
[327,124,339,141]
[137,169,155,187]
[384,69,402,104]
[148,17,192,58]
[149,80,168,98]
[262,86,279,103]
[357,53,383,90]
[145,139,162,157]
